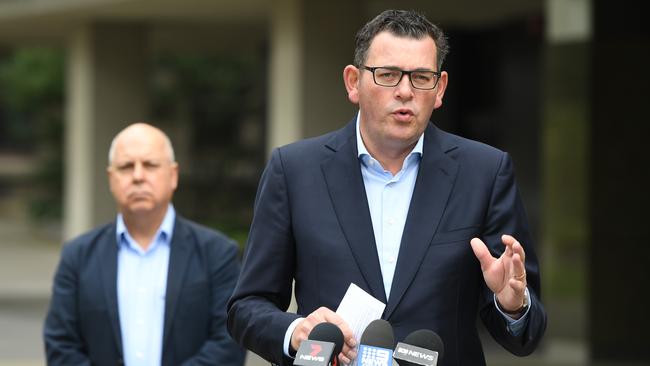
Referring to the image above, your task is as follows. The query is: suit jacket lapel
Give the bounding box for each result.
[162,217,193,348]
[385,124,459,318]
[99,224,123,356]
[321,120,388,304]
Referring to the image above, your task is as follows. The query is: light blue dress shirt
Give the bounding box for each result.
[356,118,422,299]
[116,205,175,366]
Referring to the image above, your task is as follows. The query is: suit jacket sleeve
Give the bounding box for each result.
[227,148,301,366]
[478,152,547,356]
[43,243,92,366]
[180,232,246,366]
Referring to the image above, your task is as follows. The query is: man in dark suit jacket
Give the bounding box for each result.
[44,123,245,366]
[227,10,546,366]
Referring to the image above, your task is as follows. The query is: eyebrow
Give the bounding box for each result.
[374,65,437,72]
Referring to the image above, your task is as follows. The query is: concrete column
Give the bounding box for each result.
[540,1,591,360]
[267,0,303,153]
[63,23,149,240]
[302,0,361,137]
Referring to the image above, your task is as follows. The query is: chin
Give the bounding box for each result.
[125,203,155,214]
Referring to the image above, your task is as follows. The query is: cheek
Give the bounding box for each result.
[359,90,384,110]
[418,94,438,114]
[110,179,129,197]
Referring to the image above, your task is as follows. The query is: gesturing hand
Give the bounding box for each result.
[470,234,527,316]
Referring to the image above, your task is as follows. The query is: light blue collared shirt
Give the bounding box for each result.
[356,117,422,299]
[117,205,175,366]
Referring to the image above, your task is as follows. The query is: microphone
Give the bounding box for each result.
[294,322,344,366]
[393,329,444,366]
[355,319,395,366]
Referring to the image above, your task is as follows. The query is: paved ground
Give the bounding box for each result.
[0,217,590,366]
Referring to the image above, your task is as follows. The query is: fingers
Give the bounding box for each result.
[316,308,357,363]
[470,237,495,270]
[511,252,527,284]
[502,234,526,262]
[502,235,527,282]
[290,318,314,353]
[292,307,357,364]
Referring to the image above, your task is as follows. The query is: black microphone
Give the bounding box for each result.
[393,329,444,366]
[355,319,395,366]
[294,322,344,366]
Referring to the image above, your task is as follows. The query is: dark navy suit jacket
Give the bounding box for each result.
[227,120,547,366]
[44,216,245,366]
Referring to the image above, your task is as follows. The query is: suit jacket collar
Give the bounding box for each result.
[321,119,388,304]
[321,119,459,317]
[99,226,122,356]
[385,122,459,318]
[162,216,194,349]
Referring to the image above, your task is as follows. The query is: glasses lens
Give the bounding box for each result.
[411,71,437,89]
[373,68,402,87]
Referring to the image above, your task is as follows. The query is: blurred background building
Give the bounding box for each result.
[0,0,647,365]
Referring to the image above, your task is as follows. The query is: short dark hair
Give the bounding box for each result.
[353,9,449,70]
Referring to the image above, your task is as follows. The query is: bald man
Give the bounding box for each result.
[44,123,245,366]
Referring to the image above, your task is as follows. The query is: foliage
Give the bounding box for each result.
[0,48,64,219]
[151,52,266,243]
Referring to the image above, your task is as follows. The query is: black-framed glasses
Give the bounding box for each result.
[361,65,441,90]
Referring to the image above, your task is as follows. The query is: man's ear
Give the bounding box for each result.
[343,65,360,104]
[433,71,449,110]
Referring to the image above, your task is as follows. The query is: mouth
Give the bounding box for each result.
[392,108,414,121]
[128,191,152,200]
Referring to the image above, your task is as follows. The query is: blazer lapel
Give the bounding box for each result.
[162,217,193,348]
[385,124,459,318]
[99,224,123,356]
[321,121,387,304]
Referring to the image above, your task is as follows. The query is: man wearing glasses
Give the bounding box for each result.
[228,9,547,366]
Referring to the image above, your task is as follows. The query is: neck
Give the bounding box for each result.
[363,138,417,175]
[122,207,167,250]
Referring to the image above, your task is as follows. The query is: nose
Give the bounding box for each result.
[394,73,414,100]
[132,162,144,181]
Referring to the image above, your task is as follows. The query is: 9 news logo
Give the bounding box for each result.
[358,345,391,366]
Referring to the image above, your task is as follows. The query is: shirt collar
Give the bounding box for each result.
[116,204,176,249]
[355,111,424,159]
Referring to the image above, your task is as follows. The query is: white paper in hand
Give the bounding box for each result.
[335,283,386,349]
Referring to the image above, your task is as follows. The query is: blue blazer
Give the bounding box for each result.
[44,216,245,366]
[227,120,547,366]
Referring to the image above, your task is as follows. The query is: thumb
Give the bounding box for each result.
[470,237,495,270]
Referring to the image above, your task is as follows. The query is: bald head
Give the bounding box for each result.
[106,122,179,219]
[108,123,175,166]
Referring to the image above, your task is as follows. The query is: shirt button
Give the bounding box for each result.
[388,256,396,264]
[387,218,395,225]
[136,352,144,359]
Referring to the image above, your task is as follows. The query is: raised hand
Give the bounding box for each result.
[470,234,527,316]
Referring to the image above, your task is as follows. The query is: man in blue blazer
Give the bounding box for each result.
[44,123,245,366]
[228,10,546,366]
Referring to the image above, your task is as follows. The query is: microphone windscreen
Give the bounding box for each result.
[360,319,395,349]
[309,322,345,356]
[403,329,444,360]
